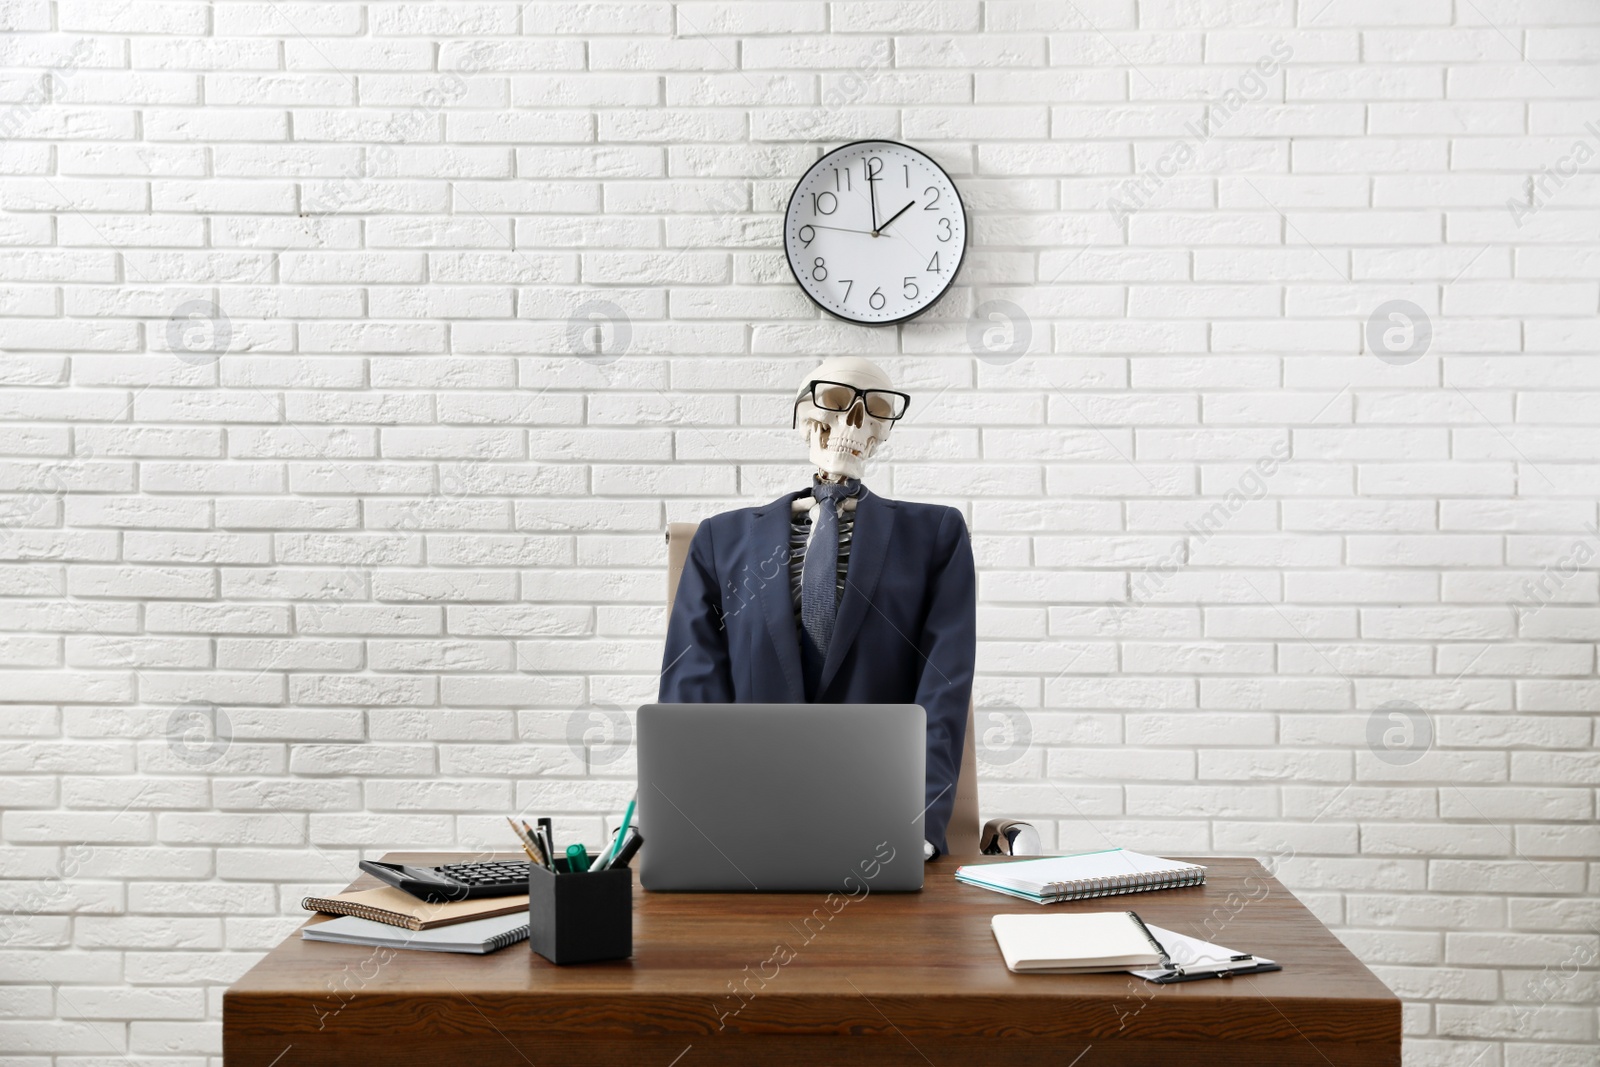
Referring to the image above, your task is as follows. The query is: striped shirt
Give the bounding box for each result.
[789,507,854,630]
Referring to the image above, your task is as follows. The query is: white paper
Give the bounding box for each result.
[1127,923,1276,980]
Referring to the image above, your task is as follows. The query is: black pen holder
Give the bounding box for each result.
[528,859,633,965]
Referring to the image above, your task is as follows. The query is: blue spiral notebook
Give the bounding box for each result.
[955,848,1206,904]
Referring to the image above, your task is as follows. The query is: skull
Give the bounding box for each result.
[793,356,903,482]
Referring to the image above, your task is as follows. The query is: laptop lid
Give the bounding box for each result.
[636,703,926,893]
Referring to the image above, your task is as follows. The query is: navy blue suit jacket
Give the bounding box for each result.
[658,485,976,854]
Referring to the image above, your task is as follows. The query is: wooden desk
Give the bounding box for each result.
[224,853,1399,1066]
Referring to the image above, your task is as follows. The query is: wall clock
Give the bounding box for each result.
[783,139,967,326]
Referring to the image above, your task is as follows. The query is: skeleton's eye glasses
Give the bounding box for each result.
[792,381,911,428]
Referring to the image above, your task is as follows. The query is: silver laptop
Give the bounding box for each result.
[636,703,926,892]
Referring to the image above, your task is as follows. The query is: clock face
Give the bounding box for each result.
[784,140,967,326]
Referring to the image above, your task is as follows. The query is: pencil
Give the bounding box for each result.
[507,817,546,866]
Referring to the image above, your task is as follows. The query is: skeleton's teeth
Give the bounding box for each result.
[804,410,879,470]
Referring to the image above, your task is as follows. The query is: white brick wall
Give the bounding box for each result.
[0,0,1597,1062]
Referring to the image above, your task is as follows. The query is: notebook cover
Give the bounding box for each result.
[301,912,530,954]
[301,886,529,931]
[990,911,1166,973]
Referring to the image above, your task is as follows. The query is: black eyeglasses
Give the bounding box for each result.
[791,380,912,428]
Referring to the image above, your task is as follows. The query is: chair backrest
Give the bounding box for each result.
[665,523,980,855]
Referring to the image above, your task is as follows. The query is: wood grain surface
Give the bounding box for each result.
[224,853,1400,1066]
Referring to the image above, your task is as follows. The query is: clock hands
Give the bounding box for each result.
[867,164,880,233]
[876,200,916,235]
[803,204,914,240]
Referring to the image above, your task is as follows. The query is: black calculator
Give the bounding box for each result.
[358,859,531,903]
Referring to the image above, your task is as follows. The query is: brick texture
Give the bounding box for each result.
[1,2,1598,1063]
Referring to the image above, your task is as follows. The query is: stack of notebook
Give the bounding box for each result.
[955,848,1206,904]
[300,886,530,954]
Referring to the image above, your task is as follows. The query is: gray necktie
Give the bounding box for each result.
[799,478,859,700]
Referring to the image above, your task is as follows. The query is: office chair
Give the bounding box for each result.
[665,523,1040,857]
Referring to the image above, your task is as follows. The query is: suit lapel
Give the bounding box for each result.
[818,486,895,697]
[754,490,808,704]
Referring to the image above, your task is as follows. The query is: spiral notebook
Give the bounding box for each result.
[302,886,528,931]
[955,848,1206,904]
[301,913,530,954]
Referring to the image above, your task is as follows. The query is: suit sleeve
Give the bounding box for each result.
[659,523,736,703]
[913,506,976,857]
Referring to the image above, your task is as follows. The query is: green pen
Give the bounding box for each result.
[593,796,636,872]
[565,843,591,872]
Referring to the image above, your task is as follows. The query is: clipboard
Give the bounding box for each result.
[1128,923,1282,984]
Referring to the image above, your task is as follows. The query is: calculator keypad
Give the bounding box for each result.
[435,860,530,887]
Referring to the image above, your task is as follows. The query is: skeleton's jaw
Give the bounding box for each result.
[806,417,877,459]
[805,417,877,480]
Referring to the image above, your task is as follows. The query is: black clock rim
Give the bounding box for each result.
[782,138,968,328]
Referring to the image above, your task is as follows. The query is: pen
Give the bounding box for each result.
[589,830,617,872]
[518,819,556,870]
[526,820,552,869]
[596,796,636,870]
[536,819,557,872]
[607,827,643,869]
[1125,911,1172,972]
[566,843,591,872]
[520,819,551,870]
[589,832,619,872]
